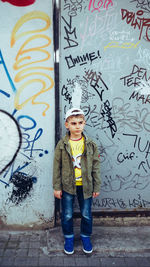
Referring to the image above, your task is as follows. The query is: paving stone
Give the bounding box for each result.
[28,248,40,257]
[19,235,31,242]
[16,248,28,257]
[39,255,51,266]
[26,257,39,266]
[100,257,126,267]
[0,248,4,256]
[3,248,16,257]
[9,235,20,241]
[136,257,150,267]
[64,256,77,266]
[0,236,10,242]
[124,257,140,267]
[29,241,41,249]
[7,241,18,249]
[18,241,30,248]
[1,257,15,266]
[87,257,102,266]
[0,242,7,249]
[49,256,64,266]
[75,256,89,266]
[14,257,28,266]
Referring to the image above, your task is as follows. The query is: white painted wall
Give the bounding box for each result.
[0,0,55,228]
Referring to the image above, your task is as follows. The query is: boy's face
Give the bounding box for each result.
[65,116,85,140]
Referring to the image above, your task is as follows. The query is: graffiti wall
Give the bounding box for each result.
[0,0,55,227]
[60,0,150,211]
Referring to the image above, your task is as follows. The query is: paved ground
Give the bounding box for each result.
[0,225,150,266]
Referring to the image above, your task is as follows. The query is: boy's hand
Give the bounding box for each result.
[54,190,62,199]
[93,192,100,198]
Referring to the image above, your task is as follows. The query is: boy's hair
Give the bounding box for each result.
[65,108,85,121]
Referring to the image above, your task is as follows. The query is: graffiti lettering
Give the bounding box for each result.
[123,133,150,159]
[129,194,150,208]
[138,158,150,173]
[80,10,117,51]
[102,172,150,191]
[62,15,78,49]
[11,11,54,116]
[117,152,135,163]
[61,85,72,104]
[120,65,150,90]
[65,50,101,69]
[129,91,150,104]
[93,197,126,209]
[112,97,150,132]
[121,9,150,41]
[130,0,150,13]
[88,0,113,12]
[83,69,108,101]
[104,40,140,50]
[64,0,83,16]
[101,100,117,138]
[93,194,150,209]
[109,30,132,41]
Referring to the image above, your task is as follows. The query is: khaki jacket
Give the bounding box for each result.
[53,133,101,199]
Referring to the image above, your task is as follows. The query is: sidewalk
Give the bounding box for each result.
[0,225,150,266]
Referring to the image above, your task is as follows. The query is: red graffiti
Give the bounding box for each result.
[1,0,36,6]
[121,9,150,42]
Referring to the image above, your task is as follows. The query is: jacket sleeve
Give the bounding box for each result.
[92,142,101,193]
[53,140,62,191]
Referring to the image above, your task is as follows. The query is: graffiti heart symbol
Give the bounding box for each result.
[0,110,22,174]
[0,0,36,6]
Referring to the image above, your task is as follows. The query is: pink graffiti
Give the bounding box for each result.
[1,0,36,6]
[88,0,113,12]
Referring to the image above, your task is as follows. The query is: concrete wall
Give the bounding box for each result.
[0,0,55,229]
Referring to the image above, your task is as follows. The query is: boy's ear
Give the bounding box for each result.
[65,121,69,129]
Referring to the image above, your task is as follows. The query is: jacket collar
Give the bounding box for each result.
[63,132,91,144]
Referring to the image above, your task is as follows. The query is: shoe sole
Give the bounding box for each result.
[83,248,93,254]
[64,249,74,255]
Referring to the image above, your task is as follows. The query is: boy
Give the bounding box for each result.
[53,108,101,255]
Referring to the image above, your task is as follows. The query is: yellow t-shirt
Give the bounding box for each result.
[69,136,84,186]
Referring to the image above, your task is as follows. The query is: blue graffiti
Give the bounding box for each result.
[0,90,10,98]
[17,115,37,131]
[22,128,43,158]
[0,50,16,94]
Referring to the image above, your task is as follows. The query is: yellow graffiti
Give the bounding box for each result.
[104,41,140,50]
[14,34,51,69]
[11,11,54,116]
[11,11,50,47]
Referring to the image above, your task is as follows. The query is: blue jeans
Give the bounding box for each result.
[61,186,93,238]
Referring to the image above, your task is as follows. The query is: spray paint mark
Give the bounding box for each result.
[8,172,37,205]
[1,0,36,6]
[0,110,22,174]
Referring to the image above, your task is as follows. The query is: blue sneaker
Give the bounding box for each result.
[64,237,74,255]
[81,236,93,254]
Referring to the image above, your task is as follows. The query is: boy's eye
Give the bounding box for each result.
[79,121,83,124]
